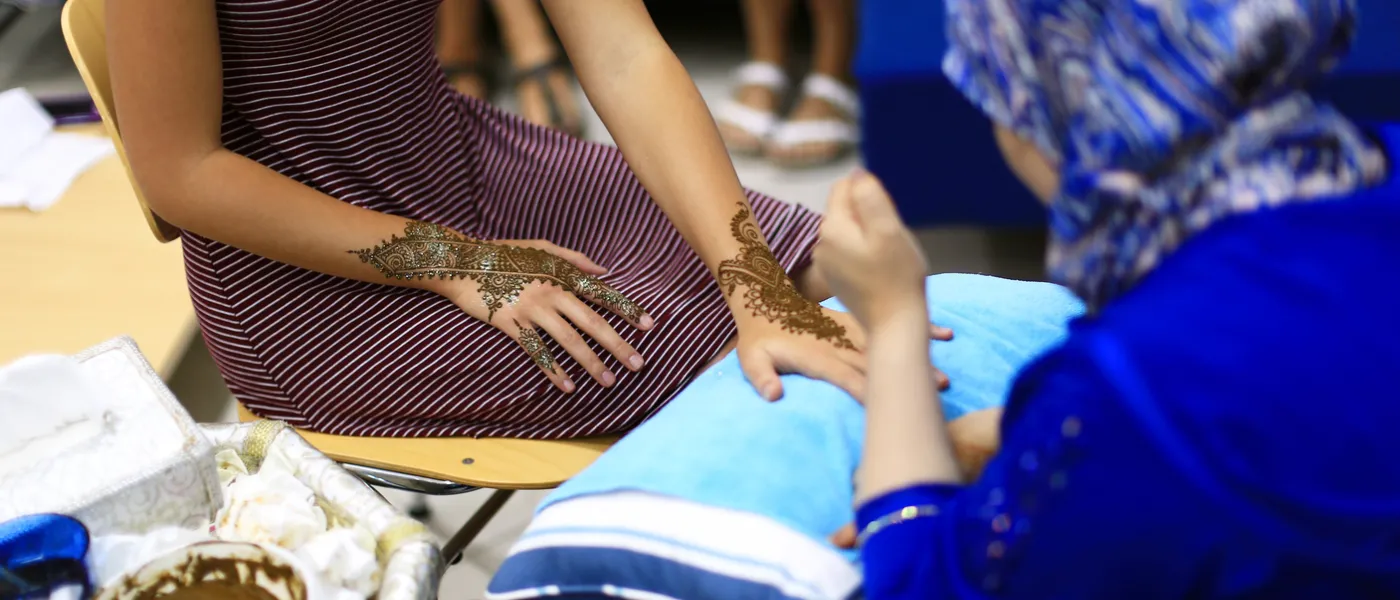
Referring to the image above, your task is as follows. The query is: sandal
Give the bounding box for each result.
[765,74,860,168]
[512,57,584,137]
[443,61,491,100]
[716,62,789,155]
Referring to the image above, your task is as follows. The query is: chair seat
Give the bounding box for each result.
[236,404,615,490]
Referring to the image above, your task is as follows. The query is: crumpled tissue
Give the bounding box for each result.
[212,444,381,598]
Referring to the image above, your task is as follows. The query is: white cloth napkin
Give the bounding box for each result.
[0,88,114,211]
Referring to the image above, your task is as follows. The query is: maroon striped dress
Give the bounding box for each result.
[191,0,822,438]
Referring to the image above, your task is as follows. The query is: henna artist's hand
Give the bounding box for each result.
[814,172,930,330]
[352,223,653,393]
[812,171,954,396]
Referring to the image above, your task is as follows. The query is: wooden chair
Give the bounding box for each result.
[61,0,616,563]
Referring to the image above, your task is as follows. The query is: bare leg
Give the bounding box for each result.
[767,0,857,165]
[718,0,796,153]
[437,0,488,99]
[744,0,795,67]
[805,0,855,81]
[491,0,581,133]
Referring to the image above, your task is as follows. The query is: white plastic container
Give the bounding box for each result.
[0,336,223,535]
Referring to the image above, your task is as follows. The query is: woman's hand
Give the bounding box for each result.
[440,239,652,393]
[351,222,651,393]
[735,307,869,401]
[814,172,930,331]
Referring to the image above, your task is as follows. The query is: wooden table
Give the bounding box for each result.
[0,126,194,377]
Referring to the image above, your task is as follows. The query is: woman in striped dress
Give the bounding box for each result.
[104,0,924,438]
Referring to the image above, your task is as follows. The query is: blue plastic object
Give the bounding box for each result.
[855,0,1400,228]
[0,514,91,600]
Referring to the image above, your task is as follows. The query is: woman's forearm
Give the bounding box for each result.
[545,0,793,316]
[142,149,442,292]
[584,50,755,273]
[108,0,440,295]
[856,311,963,505]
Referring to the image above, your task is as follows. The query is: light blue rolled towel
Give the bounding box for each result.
[539,274,1084,550]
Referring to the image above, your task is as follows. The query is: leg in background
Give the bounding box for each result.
[805,0,854,83]
[743,0,795,68]
[493,0,582,134]
[766,0,858,166]
[717,0,796,153]
[437,0,489,99]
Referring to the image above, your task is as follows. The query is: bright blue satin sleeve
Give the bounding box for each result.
[858,484,959,600]
[856,331,1208,599]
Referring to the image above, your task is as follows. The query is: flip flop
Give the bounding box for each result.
[765,74,860,168]
[512,57,584,138]
[716,62,789,155]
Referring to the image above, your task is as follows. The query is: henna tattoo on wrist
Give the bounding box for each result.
[716,204,855,350]
[515,320,557,374]
[351,221,643,322]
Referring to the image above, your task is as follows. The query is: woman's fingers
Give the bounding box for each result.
[774,343,867,402]
[533,311,617,388]
[933,366,951,390]
[930,322,954,341]
[738,347,784,402]
[512,319,575,393]
[573,276,654,330]
[558,296,646,372]
[830,522,858,550]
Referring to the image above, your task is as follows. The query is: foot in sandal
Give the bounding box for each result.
[716,62,789,155]
[765,73,859,168]
[513,58,584,137]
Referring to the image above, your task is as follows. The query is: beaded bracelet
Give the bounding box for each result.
[857,505,939,547]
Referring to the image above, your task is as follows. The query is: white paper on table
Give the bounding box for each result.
[0,88,115,211]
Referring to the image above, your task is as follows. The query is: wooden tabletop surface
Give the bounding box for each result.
[0,126,194,376]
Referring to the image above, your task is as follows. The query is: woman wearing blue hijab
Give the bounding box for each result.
[813,0,1400,597]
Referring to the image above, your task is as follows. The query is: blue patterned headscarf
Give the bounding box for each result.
[943,0,1389,307]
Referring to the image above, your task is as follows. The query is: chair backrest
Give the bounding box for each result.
[61,0,181,243]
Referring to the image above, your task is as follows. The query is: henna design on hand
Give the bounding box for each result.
[351,221,644,322]
[716,204,855,350]
[515,319,557,374]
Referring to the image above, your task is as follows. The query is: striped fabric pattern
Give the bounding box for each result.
[190,0,823,438]
[488,492,862,600]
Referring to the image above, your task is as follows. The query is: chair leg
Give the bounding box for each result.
[408,495,433,520]
[442,489,516,565]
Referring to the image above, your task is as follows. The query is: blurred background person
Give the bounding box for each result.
[715,0,858,168]
[436,0,583,136]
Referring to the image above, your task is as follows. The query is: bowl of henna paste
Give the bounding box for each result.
[94,542,312,600]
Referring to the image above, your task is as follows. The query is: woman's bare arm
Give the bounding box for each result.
[541,0,755,283]
[107,0,442,289]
